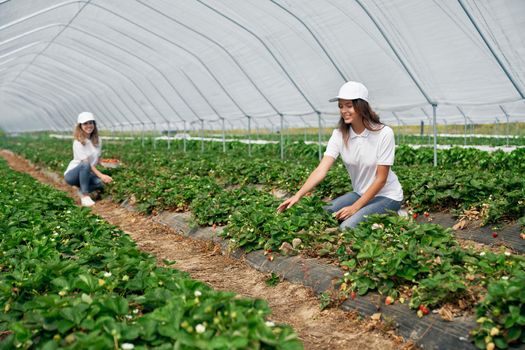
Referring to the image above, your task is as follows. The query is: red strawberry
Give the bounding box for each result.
[492,232,498,238]
[424,212,430,218]
[412,213,418,219]
[350,291,357,300]
[418,305,430,315]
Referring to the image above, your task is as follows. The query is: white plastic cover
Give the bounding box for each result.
[1,0,524,132]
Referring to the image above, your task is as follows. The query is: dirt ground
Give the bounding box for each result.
[1,150,415,350]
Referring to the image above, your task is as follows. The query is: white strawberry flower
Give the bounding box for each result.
[194,290,202,297]
[121,343,134,350]
[195,324,206,333]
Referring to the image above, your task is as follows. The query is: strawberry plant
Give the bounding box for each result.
[0,159,303,349]
[472,271,525,349]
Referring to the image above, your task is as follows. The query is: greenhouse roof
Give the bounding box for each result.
[1,0,524,132]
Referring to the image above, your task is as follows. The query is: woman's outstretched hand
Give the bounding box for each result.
[100,174,113,184]
[334,205,359,221]
[277,195,300,213]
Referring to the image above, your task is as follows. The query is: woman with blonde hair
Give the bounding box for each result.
[64,112,112,207]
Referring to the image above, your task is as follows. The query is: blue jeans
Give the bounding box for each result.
[64,162,103,195]
[323,192,402,230]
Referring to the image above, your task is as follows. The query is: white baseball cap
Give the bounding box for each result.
[329,81,369,102]
[77,112,95,124]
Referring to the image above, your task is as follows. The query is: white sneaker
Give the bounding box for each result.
[81,196,95,207]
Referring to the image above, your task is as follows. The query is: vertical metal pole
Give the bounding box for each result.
[284,122,290,145]
[221,117,226,152]
[140,122,144,147]
[393,112,400,145]
[247,116,252,156]
[432,104,438,167]
[167,121,171,150]
[112,124,116,142]
[495,117,500,146]
[200,119,204,153]
[317,112,322,161]
[153,122,157,150]
[280,114,284,159]
[427,117,431,145]
[183,121,187,153]
[505,115,509,147]
[304,127,307,143]
[469,117,473,143]
[499,106,510,147]
[464,116,467,146]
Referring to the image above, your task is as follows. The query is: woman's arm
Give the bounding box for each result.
[277,155,335,212]
[91,165,113,184]
[334,164,389,220]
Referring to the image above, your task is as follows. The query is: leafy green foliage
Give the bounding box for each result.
[0,159,302,349]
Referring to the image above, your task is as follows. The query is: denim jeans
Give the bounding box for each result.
[323,192,402,230]
[64,162,103,195]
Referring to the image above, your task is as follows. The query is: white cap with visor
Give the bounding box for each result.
[77,112,95,124]
[329,81,369,102]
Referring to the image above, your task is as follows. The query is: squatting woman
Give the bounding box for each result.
[277,81,403,229]
[64,112,113,207]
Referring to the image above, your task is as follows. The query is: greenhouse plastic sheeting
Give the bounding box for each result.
[1,0,524,132]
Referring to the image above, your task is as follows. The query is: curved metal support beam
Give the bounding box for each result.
[269,0,347,82]
[1,58,122,128]
[135,0,281,116]
[0,44,146,126]
[11,66,123,129]
[66,24,185,124]
[196,0,318,113]
[3,86,74,129]
[1,21,183,126]
[354,0,436,105]
[8,82,80,126]
[87,2,246,118]
[9,0,92,85]
[1,98,58,132]
[181,70,223,121]
[458,0,524,99]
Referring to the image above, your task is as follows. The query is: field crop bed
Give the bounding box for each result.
[0,149,406,350]
[1,136,525,350]
[0,157,306,349]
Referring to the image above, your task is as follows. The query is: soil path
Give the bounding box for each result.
[1,150,413,350]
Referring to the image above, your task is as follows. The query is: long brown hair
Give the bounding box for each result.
[338,99,382,145]
[73,122,99,146]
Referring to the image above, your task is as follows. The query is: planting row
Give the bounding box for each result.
[0,159,302,349]
[1,136,524,226]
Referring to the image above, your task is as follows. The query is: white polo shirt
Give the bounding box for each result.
[324,126,403,201]
[64,139,101,175]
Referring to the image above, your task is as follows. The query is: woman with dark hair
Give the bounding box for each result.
[64,112,113,207]
[277,81,403,229]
